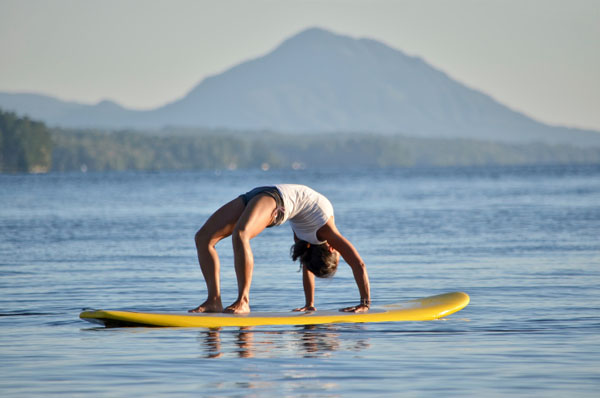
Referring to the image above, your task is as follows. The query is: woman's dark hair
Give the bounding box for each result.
[290,240,338,278]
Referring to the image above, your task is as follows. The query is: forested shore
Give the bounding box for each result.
[0,109,52,172]
[2,109,599,173]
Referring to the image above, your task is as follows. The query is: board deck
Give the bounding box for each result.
[80,291,469,328]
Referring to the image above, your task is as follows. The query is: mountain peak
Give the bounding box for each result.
[271,27,358,56]
[1,28,598,146]
[282,26,350,44]
[290,26,340,39]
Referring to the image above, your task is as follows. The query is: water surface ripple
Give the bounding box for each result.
[1,165,598,397]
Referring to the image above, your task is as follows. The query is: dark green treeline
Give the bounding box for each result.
[0,109,52,172]
[2,109,599,173]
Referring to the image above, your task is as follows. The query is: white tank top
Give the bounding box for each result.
[275,184,334,245]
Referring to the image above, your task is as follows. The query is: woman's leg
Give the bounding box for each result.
[189,197,246,313]
[224,194,277,313]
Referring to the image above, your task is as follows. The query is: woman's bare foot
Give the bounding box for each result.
[292,305,316,312]
[223,298,250,314]
[188,298,223,313]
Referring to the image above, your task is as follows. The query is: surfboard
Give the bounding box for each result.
[80,291,469,328]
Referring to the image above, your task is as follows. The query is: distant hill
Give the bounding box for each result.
[1,27,599,146]
[0,92,144,130]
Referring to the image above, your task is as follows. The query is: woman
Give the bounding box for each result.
[189,184,370,314]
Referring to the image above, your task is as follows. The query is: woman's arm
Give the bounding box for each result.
[292,232,316,311]
[317,217,371,312]
[293,265,316,311]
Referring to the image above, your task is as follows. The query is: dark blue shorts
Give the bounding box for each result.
[239,186,285,227]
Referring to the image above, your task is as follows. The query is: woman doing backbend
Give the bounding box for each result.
[189,184,370,314]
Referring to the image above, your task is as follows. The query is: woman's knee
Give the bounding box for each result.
[231,226,250,247]
[195,226,217,248]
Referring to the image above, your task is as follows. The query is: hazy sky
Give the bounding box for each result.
[1,0,599,130]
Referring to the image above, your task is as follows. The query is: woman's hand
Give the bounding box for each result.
[293,305,316,312]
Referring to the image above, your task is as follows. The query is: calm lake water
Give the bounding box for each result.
[1,165,599,397]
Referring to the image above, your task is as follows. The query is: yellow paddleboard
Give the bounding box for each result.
[80,291,469,328]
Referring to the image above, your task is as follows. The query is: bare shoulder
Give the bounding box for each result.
[316,216,340,241]
[317,217,354,251]
[318,217,365,270]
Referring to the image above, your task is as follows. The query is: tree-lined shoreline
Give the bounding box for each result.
[1,109,599,173]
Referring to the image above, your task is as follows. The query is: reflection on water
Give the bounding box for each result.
[198,325,370,359]
[203,329,223,359]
